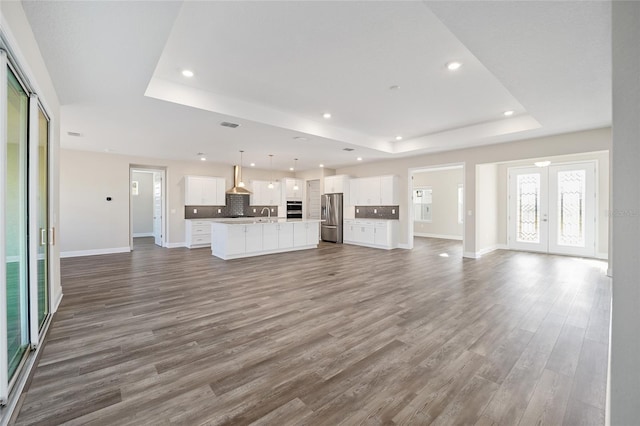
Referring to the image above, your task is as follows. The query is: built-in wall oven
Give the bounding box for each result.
[287,201,303,219]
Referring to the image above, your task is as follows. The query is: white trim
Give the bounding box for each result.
[476,244,507,257]
[397,243,411,249]
[52,290,63,314]
[0,49,9,406]
[607,267,612,278]
[27,95,39,349]
[212,244,318,260]
[132,232,154,238]
[164,242,187,248]
[596,252,609,260]
[463,251,479,259]
[60,247,131,258]
[414,233,463,241]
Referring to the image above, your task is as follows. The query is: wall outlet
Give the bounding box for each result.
[217,208,221,213]
[374,209,377,214]
[253,208,256,213]
[193,208,197,213]
[271,208,275,212]
[392,209,396,214]
[356,208,359,213]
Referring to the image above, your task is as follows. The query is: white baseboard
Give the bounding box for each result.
[60,246,131,258]
[596,252,609,260]
[164,242,187,248]
[414,233,463,241]
[397,243,411,249]
[52,290,63,313]
[133,232,154,238]
[463,251,479,259]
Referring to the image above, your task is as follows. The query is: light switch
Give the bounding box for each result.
[193,208,197,213]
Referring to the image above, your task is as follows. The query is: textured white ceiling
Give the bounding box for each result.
[21,0,611,172]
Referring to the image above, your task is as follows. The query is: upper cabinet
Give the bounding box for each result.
[250,180,282,206]
[351,175,398,206]
[283,178,304,201]
[185,176,226,206]
[324,175,350,194]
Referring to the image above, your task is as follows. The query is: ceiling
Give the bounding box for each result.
[21,0,611,172]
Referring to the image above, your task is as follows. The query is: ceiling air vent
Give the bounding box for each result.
[220,121,240,128]
[343,148,355,152]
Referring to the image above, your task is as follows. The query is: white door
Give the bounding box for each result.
[508,162,596,257]
[153,171,163,246]
[307,180,321,219]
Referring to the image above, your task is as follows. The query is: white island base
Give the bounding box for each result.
[211,219,321,260]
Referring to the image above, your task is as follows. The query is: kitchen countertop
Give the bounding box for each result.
[211,218,323,225]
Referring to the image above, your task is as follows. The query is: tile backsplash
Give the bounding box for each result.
[185,194,278,219]
[354,206,399,220]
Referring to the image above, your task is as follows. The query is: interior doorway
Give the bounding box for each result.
[408,163,465,252]
[130,167,166,249]
[508,161,596,257]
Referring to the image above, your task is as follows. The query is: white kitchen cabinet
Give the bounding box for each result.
[245,225,263,253]
[250,180,282,206]
[343,219,398,250]
[263,223,279,251]
[350,175,398,206]
[277,223,294,248]
[185,176,225,206]
[283,178,304,201]
[185,219,214,248]
[226,225,248,255]
[293,221,319,247]
[324,175,350,194]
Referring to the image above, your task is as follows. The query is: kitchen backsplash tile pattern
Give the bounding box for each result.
[185,194,278,219]
[354,206,400,220]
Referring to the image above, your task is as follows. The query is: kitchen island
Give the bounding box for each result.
[210,218,322,260]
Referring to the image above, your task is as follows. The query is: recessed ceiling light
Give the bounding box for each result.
[250,162,255,167]
[357,157,363,161]
[446,61,462,71]
[503,110,515,117]
[322,113,331,119]
[294,136,308,141]
[395,135,403,141]
[319,164,324,168]
[389,85,400,90]
[182,69,194,78]
[534,161,551,168]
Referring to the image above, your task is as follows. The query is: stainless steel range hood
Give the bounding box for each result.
[226,165,251,195]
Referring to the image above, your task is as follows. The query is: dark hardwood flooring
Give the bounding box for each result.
[14,237,610,425]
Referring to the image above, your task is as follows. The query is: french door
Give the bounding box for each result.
[508,162,596,257]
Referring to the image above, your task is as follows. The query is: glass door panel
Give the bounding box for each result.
[508,167,548,252]
[37,107,49,327]
[6,67,29,379]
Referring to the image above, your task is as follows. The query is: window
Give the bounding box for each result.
[414,187,432,222]
[457,184,464,224]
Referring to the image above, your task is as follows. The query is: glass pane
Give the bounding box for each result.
[38,107,49,327]
[557,170,586,247]
[6,67,30,379]
[516,173,540,243]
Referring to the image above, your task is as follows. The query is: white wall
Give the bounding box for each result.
[337,127,611,256]
[476,163,498,253]
[610,2,640,423]
[59,149,294,254]
[413,167,463,239]
[2,1,62,307]
[131,171,153,236]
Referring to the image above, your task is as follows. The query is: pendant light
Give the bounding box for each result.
[268,154,274,189]
[238,150,245,187]
[293,158,299,191]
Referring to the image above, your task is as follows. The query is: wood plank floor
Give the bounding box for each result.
[14,237,610,425]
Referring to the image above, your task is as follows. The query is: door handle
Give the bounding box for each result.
[49,227,55,245]
[40,228,46,245]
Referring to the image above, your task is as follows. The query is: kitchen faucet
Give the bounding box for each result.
[261,207,271,219]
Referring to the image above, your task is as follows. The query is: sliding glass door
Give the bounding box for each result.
[5,66,30,380]
[36,107,49,328]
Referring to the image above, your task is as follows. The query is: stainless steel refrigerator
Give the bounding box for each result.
[321,193,343,243]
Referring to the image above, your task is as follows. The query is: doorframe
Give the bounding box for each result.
[129,165,167,250]
[407,163,466,251]
[507,159,598,257]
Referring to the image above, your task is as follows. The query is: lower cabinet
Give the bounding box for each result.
[211,221,321,259]
[185,219,213,248]
[343,219,398,250]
